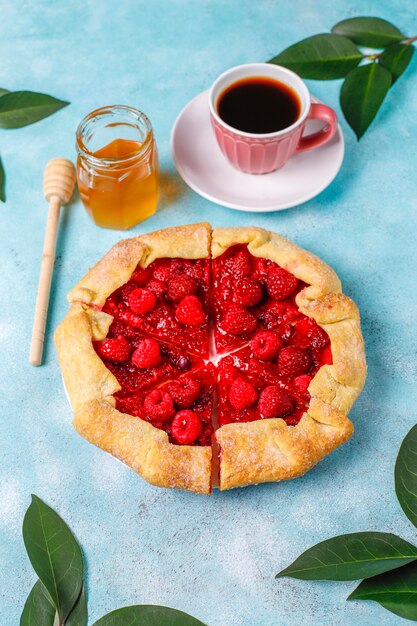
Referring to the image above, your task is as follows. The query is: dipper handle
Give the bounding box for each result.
[29,159,76,366]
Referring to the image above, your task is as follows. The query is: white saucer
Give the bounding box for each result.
[171,89,344,212]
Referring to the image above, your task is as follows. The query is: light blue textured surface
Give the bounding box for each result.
[1,1,417,625]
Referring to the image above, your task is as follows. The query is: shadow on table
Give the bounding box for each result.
[157,169,187,211]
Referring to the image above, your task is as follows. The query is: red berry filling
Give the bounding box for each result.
[94,321,204,396]
[95,245,333,443]
[217,361,301,426]
[102,256,210,358]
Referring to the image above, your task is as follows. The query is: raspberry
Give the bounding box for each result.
[168,274,197,302]
[292,317,329,351]
[144,389,175,422]
[233,278,263,307]
[252,256,270,275]
[278,345,312,378]
[97,335,130,363]
[229,377,258,410]
[258,301,288,329]
[167,377,201,409]
[146,279,166,299]
[293,375,312,403]
[170,259,186,275]
[283,305,302,323]
[221,304,257,335]
[176,296,205,326]
[131,338,161,368]
[171,410,203,444]
[153,262,172,283]
[266,267,299,301]
[250,331,283,361]
[258,385,294,418]
[223,249,252,277]
[128,288,156,314]
[130,266,152,286]
[293,374,312,394]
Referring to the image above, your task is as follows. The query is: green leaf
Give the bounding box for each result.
[395,424,417,530]
[0,88,10,97]
[276,532,417,581]
[22,495,84,623]
[340,63,392,139]
[348,560,417,620]
[269,34,362,79]
[332,17,404,48]
[66,586,88,626]
[0,156,5,202]
[380,43,414,82]
[93,605,208,626]
[20,580,56,626]
[0,91,69,129]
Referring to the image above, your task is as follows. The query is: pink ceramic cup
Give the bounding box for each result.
[209,63,338,175]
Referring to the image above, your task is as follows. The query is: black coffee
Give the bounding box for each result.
[217,76,301,134]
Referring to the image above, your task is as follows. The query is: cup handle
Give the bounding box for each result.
[296,103,338,153]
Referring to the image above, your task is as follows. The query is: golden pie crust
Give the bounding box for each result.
[55,223,366,494]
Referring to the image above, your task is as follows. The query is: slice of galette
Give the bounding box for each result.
[55,224,214,494]
[114,363,216,448]
[212,227,366,490]
[216,318,331,430]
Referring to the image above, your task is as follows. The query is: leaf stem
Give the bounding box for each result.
[362,35,417,61]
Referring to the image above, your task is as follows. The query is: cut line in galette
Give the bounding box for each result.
[55,223,366,494]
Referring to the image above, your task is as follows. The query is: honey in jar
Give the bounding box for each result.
[76,105,159,230]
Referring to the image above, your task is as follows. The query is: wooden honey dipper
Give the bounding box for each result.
[29,158,76,366]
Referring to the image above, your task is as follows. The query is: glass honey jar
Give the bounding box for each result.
[76,105,159,230]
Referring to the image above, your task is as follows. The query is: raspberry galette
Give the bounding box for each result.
[55,223,366,494]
